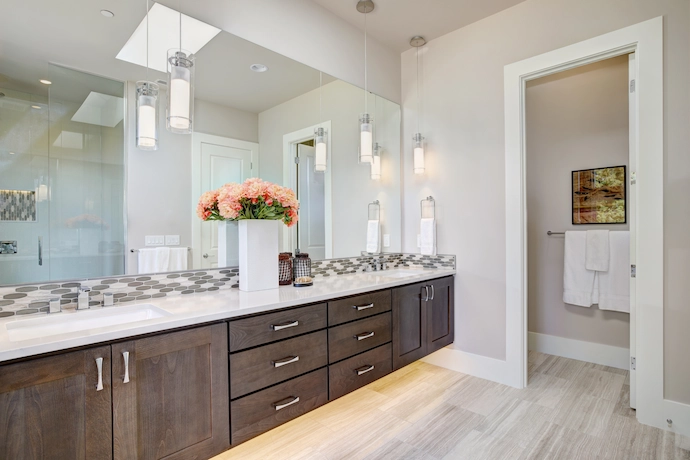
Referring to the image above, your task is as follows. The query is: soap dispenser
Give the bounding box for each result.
[77,286,91,310]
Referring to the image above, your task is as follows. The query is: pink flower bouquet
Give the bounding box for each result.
[197,178,299,227]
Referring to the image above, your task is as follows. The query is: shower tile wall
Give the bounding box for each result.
[0,190,36,221]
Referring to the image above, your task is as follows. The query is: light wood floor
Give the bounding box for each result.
[214,352,690,459]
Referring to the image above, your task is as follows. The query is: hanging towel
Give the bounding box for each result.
[137,248,159,274]
[585,230,610,272]
[420,218,436,256]
[366,220,380,253]
[598,231,630,313]
[155,247,171,272]
[563,231,596,307]
[168,247,188,271]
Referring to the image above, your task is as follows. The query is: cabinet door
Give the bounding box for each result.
[112,323,229,460]
[427,276,455,354]
[0,346,112,460]
[392,282,428,370]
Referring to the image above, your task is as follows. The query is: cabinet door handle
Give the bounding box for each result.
[272,355,299,367]
[273,396,300,411]
[353,303,374,311]
[95,357,104,391]
[422,286,429,301]
[430,284,435,301]
[122,351,130,384]
[271,320,299,331]
[355,364,375,376]
[354,331,375,341]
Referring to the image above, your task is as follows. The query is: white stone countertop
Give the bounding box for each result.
[0,268,455,363]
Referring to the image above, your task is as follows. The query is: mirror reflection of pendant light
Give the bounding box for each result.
[136,0,159,150]
[166,6,194,133]
[371,143,382,180]
[314,72,327,172]
[411,35,426,174]
[357,0,375,164]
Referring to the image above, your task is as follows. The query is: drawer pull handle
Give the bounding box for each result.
[272,355,300,367]
[271,320,299,331]
[355,364,375,376]
[122,351,130,384]
[354,331,375,341]
[95,357,104,391]
[353,303,374,311]
[273,396,300,411]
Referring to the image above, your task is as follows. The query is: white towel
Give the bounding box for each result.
[366,220,380,253]
[598,231,630,313]
[563,231,596,307]
[420,218,436,256]
[137,248,159,274]
[168,248,188,271]
[585,230,610,272]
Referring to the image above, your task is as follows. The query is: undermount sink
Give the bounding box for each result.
[378,269,429,278]
[6,304,171,342]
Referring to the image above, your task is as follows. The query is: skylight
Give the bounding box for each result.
[71,92,124,128]
[116,3,221,73]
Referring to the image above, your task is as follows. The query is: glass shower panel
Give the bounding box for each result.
[47,65,125,281]
[0,88,51,284]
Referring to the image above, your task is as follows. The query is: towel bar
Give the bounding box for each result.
[368,200,381,221]
[420,196,435,219]
[130,247,191,253]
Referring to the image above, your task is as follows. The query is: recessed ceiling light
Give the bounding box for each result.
[250,64,268,73]
[101,9,115,18]
[9,152,15,155]
[31,105,41,109]
[39,79,52,85]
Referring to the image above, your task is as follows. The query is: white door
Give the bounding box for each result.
[628,52,637,409]
[296,144,325,260]
[192,133,257,269]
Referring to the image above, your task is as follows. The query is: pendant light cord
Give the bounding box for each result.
[364,9,368,113]
[145,0,149,83]
[179,0,182,52]
[416,46,420,133]
[319,71,323,127]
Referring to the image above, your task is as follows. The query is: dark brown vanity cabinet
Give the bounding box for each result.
[112,323,230,460]
[392,276,455,370]
[0,345,113,460]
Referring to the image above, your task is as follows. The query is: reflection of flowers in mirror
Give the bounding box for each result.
[65,214,110,229]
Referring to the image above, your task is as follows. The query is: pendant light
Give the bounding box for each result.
[314,72,327,172]
[166,6,194,133]
[357,0,375,164]
[371,95,381,180]
[411,35,426,174]
[136,0,159,150]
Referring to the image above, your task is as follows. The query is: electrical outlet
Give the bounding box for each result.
[417,234,421,248]
[145,235,165,246]
[165,235,180,245]
[383,234,391,248]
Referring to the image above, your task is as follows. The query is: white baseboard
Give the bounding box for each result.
[422,346,520,387]
[528,332,629,370]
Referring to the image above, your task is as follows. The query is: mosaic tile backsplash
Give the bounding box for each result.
[0,190,36,222]
[0,253,455,318]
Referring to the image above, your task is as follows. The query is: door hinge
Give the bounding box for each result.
[294,156,300,164]
[631,356,636,370]
[631,265,636,278]
[630,79,636,93]
[630,171,636,185]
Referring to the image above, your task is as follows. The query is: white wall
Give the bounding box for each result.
[400,0,690,404]
[526,56,630,349]
[258,80,402,258]
[125,84,258,272]
[181,0,401,104]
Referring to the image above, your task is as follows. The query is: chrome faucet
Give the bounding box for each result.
[77,286,91,310]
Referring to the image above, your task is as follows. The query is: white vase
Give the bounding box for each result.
[217,221,239,267]
[238,220,279,292]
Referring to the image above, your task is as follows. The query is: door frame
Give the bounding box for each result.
[282,121,332,258]
[504,17,679,434]
[191,132,259,269]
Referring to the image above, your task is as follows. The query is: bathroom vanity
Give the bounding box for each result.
[0,270,454,459]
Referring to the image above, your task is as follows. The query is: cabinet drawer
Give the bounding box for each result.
[231,330,328,399]
[231,368,328,445]
[329,343,392,400]
[328,289,391,326]
[229,303,327,352]
[328,312,391,363]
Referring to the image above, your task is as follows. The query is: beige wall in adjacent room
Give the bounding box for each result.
[526,56,630,349]
[400,0,690,403]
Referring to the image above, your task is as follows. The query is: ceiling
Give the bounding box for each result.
[309,0,527,53]
[0,0,332,113]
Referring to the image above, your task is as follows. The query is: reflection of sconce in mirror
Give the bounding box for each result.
[315,127,327,172]
[371,143,382,180]
[413,133,425,174]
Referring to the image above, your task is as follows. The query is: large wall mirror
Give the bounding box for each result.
[0,0,402,286]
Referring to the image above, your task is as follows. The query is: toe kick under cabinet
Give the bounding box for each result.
[0,275,453,459]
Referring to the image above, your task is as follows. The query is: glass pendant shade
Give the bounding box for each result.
[359,113,373,163]
[136,81,159,150]
[371,143,382,180]
[166,49,194,134]
[314,127,327,172]
[413,133,425,174]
